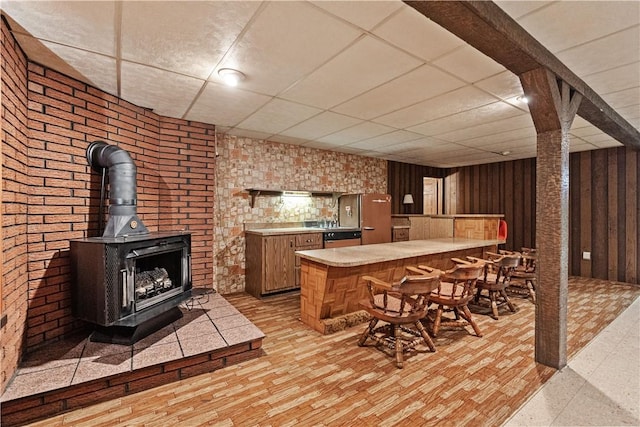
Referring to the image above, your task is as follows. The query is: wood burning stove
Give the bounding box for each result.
[71,232,192,344]
[72,141,193,344]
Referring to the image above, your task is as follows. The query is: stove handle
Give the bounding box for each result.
[121,269,128,308]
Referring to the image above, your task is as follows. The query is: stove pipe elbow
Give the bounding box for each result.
[86,141,148,237]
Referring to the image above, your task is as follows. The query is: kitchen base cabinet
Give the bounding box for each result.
[245,232,322,298]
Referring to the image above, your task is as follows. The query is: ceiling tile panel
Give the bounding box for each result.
[345,130,425,150]
[432,45,505,83]
[268,134,308,146]
[475,136,537,153]
[615,105,640,125]
[279,112,362,140]
[583,62,640,95]
[2,1,116,55]
[513,1,640,53]
[236,98,322,135]
[280,35,423,109]
[227,128,274,141]
[374,85,499,129]
[11,34,94,86]
[556,26,640,77]
[474,71,525,100]
[372,4,466,61]
[121,1,261,79]
[120,62,205,118]
[218,1,362,95]
[495,1,554,19]
[601,87,640,110]
[434,111,532,143]
[407,102,524,138]
[457,126,535,148]
[332,64,466,120]
[185,83,272,127]
[317,121,396,145]
[310,0,403,31]
[379,137,450,155]
[41,41,118,97]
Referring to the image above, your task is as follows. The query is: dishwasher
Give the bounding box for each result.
[323,230,362,248]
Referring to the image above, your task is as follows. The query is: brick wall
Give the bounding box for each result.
[158,117,215,289]
[22,63,217,353]
[1,15,30,393]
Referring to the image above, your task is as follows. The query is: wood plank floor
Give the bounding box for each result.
[24,277,640,427]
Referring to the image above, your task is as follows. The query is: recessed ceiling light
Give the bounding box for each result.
[218,68,246,87]
[500,151,511,156]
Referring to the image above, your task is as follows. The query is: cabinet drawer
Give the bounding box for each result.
[295,233,322,248]
[393,227,409,242]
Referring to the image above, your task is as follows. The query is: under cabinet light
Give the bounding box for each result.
[282,190,311,197]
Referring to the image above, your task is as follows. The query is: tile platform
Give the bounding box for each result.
[0,290,265,426]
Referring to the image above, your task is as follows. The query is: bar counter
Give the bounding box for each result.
[296,237,502,334]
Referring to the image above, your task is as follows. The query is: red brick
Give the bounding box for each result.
[127,370,180,394]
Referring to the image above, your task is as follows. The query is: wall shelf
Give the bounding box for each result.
[245,188,341,208]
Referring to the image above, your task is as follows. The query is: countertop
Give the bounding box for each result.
[296,237,503,267]
[245,227,360,236]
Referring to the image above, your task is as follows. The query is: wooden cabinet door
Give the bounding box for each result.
[263,235,295,292]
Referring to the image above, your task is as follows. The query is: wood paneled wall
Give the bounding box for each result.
[387,161,445,214]
[446,158,537,252]
[442,147,638,285]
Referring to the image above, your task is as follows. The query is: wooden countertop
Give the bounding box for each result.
[296,237,503,267]
[391,214,504,218]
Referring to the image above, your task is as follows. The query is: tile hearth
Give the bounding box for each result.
[0,290,265,426]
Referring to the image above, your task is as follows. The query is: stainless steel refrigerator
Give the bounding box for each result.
[338,193,392,245]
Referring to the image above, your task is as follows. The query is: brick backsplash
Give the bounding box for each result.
[0,16,386,393]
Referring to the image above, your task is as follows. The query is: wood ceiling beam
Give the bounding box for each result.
[404,0,640,150]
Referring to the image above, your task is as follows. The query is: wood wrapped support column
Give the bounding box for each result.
[520,68,582,369]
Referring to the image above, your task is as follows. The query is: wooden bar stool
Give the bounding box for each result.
[472,252,521,320]
[358,272,440,369]
[410,261,485,337]
[508,248,537,303]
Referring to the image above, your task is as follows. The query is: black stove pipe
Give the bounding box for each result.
[86,141,148,237]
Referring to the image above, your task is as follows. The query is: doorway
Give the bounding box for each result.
[423,177,443,215]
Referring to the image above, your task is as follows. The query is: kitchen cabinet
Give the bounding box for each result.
[245,231,322,297]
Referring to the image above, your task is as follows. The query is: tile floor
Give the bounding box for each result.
[504,297,640,426]
[0,290,265,402]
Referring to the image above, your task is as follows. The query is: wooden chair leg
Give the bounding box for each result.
[432,305,443,337]
[490,291,499,320]
[527,280,536,303]
[393,325,403,369]
[358,318,377,346]
[474,287,482,303]
[414,320,436,352]
[461,305,483,337]
[501,289,517,312]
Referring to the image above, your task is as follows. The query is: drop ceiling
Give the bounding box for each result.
[1,1,638,168]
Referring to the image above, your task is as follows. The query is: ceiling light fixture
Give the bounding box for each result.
[218,68,246,87]
[516,95,529,104]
